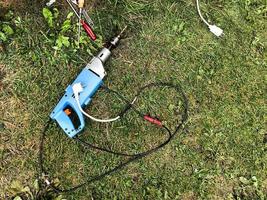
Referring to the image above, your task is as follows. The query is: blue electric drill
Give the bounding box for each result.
[50,29,125,138]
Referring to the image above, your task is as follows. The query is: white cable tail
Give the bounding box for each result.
[131,97,138,105]
[196,0,209,26]
[73,83,120,123]
[196,0,223,37]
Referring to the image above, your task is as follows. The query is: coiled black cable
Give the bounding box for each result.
[38,82,188,193]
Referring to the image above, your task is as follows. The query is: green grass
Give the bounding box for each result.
[0,0,266,199]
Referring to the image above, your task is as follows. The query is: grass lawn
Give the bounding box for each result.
[0,0,266,199]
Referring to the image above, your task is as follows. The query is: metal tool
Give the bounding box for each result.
[66,0,96,41]
[70,0,94,27]
[82,9,94,27]
[78,0,84,43]
[50,29,126,137]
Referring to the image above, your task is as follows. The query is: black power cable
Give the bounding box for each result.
[38,82,188,193]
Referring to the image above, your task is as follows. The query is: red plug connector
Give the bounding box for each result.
[144,115,162,127]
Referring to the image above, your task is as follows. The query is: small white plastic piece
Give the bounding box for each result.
[46,0,56,6]
[44,179,51,185]
[71,0,78,5]
[72,83,120,123]
[208,25,223,37]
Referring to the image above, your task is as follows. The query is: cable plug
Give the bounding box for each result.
[144,115,162,127]
[208,25,223,37]
[72,83,83,99]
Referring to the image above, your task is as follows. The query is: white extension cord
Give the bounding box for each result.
[196,0,223,37]
[72,83,120,123]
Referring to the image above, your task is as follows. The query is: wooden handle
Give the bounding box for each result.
[78,0,84,8]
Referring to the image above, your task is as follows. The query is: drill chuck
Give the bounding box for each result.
[96,48,112,63]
